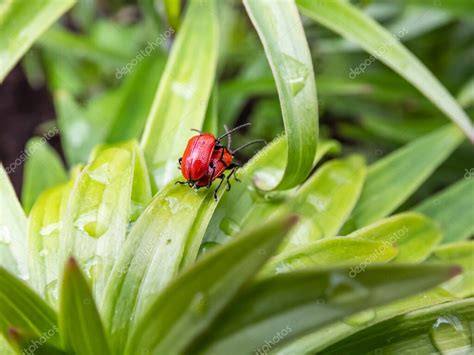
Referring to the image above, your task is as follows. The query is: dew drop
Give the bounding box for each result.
[87,163,111,184]
[0,226,12,245]
[219,217,241,236]
[199,241,220,256]
[429,314,472,354]
[73,210,106,238]
[280,53,309,96]
[325,273,370,305]
[45,280,58,304]
[344,309,376,326]
[39,222,61,237]
[191,292,208,317]
[253,167,283,190]
[84,255,102,280]
[165,197,180,214]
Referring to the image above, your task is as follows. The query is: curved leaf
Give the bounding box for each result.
[0,267,60,348]
[193,264,459,354]
[0,166,28,279]
[102,183,217,353]
[59,258,110,355]
[125,215,297,355]
[0,0,75,82]
[243,0,318,190]
[414,178,474,244]
[343,125,464,230]
[345,212,442,263]
[296,0,474,141]
[323,299,474,354]
[141,0,218,188]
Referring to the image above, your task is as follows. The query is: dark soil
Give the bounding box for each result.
[0,65,60,197]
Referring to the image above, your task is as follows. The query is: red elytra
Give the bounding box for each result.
[177,124,265,200]
[195,146,234,187]
[180,133,216,181]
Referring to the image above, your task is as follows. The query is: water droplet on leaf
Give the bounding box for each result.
[430,314,471,354]
[219,217,241,236]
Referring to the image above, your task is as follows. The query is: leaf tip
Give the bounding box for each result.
[449,265,463,278]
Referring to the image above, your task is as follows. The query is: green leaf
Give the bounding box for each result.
[59,258,110,355]
[296,0,474,142]
[414,178,474,244]
[125,215,297,354]
[343,125,464,230]
[431,241,474,297]
[54,90,110,165]
[345,212,442,263]
[322,299,474,354]
[0,166,28,279]
[0,267,60,348]
[380,0,474,18]
[21,138,68,214]
[60,147,135,302]
[141,0,217,188]
[260,238,397,277]
[205,138,340,244]
[279,287,456,354]
[28,179,74,306]
[0,0,76,82]
[164,0,181,30]
[193,264,459,354]
[105,55,167,144]
[101,182,218,353]
[244,0,318,190]
[6,328,65,355]
[202,84,219,134]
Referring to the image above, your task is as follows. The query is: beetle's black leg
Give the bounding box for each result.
[207,161,216,188]
[175,180,187,185]
[225,166,241,191]
[213,174,226,201]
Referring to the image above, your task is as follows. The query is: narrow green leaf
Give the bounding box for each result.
[244,0,318,190]
[343,125,464,230]
[193,264,459,354]
[260,238,397,277]
[164,0,181,30]
[21,138,67,214]
[0,267,60,347]
[60,147,134,303]
[101,183,218,353]
[28,179,75,306]
[125,215,297,354]
[414,179,474,244]
[54,90,110,165]
[7,328,65,355]
[0,166,28,279]
[59,258,110,355]
[0,336,15,355]
[380,0,474,18]
[0,0,75,82]
[431,241,474,297]
[278,287,456,354]
[296,0,474,141]
[346,212,442,263]
[202,84,219,134]
[141,0,217,188]
[323,299,474,354]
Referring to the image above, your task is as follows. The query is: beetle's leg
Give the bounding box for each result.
[178,157,182,169]
[207,161,216,188]
[175,180,187,185]
[227,163,241,183]
[213,174,226,201]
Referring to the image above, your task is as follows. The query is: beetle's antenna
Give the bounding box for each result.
[224,124,231,148]
[190,128,202,134]
[218,123,251,140]
[231,139,266,154]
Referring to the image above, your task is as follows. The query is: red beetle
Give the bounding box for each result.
[177,124,264,199]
